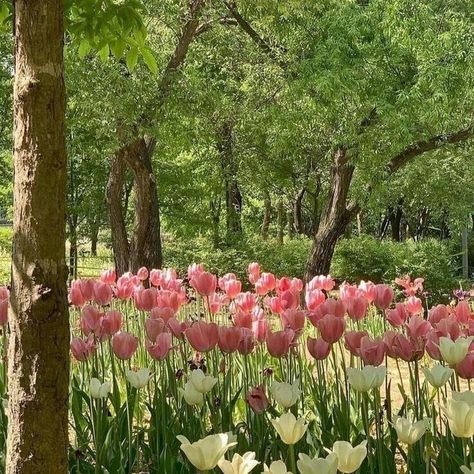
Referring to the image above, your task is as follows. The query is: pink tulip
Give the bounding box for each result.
[406,296,424,316]
[217,326,242,353]
[150,306,175,322]
[383,331,399,358]
[0,299,7,326]
[395,276,424,296]
[279,289,299,310]
[455,301,472,324]
[252,317,268,343]
[233,311,253,329]
[245,385,269,414]
[339,282,360,302]
[428,304,449,325]
[70,336,95,362]
[305,289,326,311]
[234,292,258,313]
[280,309,305,332]
[190,271,217,297]
[156,290,181,312]
[307,337,332,360]
[317,314,345,344]
[100,269,116,285]
[308,298,345,326]
[79,279,95,301]
[248,262,260,284]
[276,277,292,293]
[425,330,442,360]
[146,332,173,360]
[266,329,294,357]
[373,284,394,310]
[222,278,242,299]
[345,330,369,356]
[101,310,122,336]
[238,328,255,355]
[435,317,460,340]
[406,315,431,339]
[93,281,113,306]
[115,275,135,300]
[392,334,424,362]
[112,332,138,360]
[134,288,157,312]
[80,305,102,335]
[266,296,284,314]
[386,303,408,327]
[456,353,474,380]
[346,296,368,321]
[307,274,335,292]
[167,317,190,340]
[185,321,218,352]
[0,287,9,301]
[136,266,149,281]
[69,281,86,307]
[187,263,204,281]
[255,272,276,295]
[208,292,228,315]
[145,317,166,342]
[359,336,386,366]
[359,280,376,303]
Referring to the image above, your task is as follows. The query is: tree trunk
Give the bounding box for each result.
[277,199,285,245]
[218,121,242,237]
[68,215,78,280]
[287,208,295,239]
[106,151,130,276]
[305,148,358,279]
[8,1,69,472]
[390,202,403,241]
[261,191,271,240]
[210,197,221,249]
[123,137,162,272]
[90,222,99,256]
[293,187,306,234]
[307,172,322,236]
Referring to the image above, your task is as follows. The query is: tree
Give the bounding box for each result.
[7,0,69,472]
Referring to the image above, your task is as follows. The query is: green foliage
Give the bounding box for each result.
[331,234,460,299]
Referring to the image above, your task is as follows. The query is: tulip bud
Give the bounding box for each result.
[89,378,111,399]
[271,412,308,445]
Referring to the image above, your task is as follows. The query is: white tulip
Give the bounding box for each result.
[297,453,338,474]
[89,378,111,399]
[461,462,474,474]
[331,440,367,473]
[439,336,473,365]
[393,417,429,445]
[422,364,454,388]
[189,368,218,394]
[126,368,151,389]
[217,451,259,474]
[270,380,301,408]
[263,460,292,474]
[443,398,474,438]
[346,366,386,392]
[179,380,204,406]
[271,412,308,445]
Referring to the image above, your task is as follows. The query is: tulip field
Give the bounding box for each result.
[1,265,473,473]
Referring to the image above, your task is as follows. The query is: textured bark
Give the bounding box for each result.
[8,1,69,472]
[68,215,78,280]
[218,122,242,237]
[305,148,359,279]
[276,200,285,245]
[106,151,130,276]
[390,201,403,241]
[287,208,295,239]
[293,187,306,234]
[261,191,271,240]
[90,221,99,256]
[123,137,162,272]
[210,197,221,249]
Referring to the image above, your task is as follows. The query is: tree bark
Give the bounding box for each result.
[210,196,221,249]
[261,190,271,240]
[8,1,69,472]
[68,215,78,280]
[106,150,130,276]
[218,121,242,237]
[390,201,403,241]
[123,137,162,272]
[90,221,99,256]
[305,148,359,279]
[293,187,306,235]
[276,199,285,245]
[287,208,295,239]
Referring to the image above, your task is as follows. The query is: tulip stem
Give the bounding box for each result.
[288,443,297,474]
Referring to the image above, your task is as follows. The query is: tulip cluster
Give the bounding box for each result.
[6,265,469,473]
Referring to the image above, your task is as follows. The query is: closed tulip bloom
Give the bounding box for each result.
[102,310,122,336]
[279,290,299,311]
[80,305,102,335]
[428,304,449,324]
[318,314,345,344]
[187,263,204,281]
[266,329,294,357]
[297,453,338,474]
[168,317,190,340]
[238,328,256,355]
[346,296,368,321]
[394,417,428,445]
[218,326,242,353]
[455,301,472,324]
[248,262,261,284]
[271,412,308,445]
[270,380,301,408]
[423,364,454,388]
[112,332,138,360]
[223,279,242,299]
[332,440,367,473]
[305,289,326,311]
[218,451,260,474]
[406,296,424,316]
[185,321,218,352]
[392,333,425,362]
[359,336,386,366]
[146,332,173,360]
[126,368,151,389]
[406,315,431,339]
[235,292,258,313]
[93,281,113,306]
[456,353,474,380]
[307,337,332,360]
[245,385,269,414]
[280,309,305,332]
[179,380,204,406]
[443,398,474,438]
[136,266,149,280]
[386,303,408,327]
[347,365,386,392]
[439,336,474,365]
[100,269,116,285]
[69,282,86,307]
[177,433,237,471]
[89,378,111,399]
[373,284,394,310]
[145,317,166,342]
[255,272,276,295]
[345,331,368,357]
[263,460,291,474]
[307,274,335,292]
[70,337,94,361]
[435,317,461,340]
[425,330,442,360]
[79,278,95,301]
[191,271,217,297]
[252,317,268,343]
[189,368,217,394]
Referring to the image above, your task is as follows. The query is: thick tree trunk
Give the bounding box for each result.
[218,122,242,237]
[90,221,99,256]
[390,203,403,241]
[293,187,306,234]
[106,151,130,276]
[261,191,271,240]
[307,172,322,236]
[305,148,358,279]
[123,137,162,272]
[8,1,69,472]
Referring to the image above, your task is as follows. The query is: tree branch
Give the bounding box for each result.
[387,126,473,174]
[223,0,287,69]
